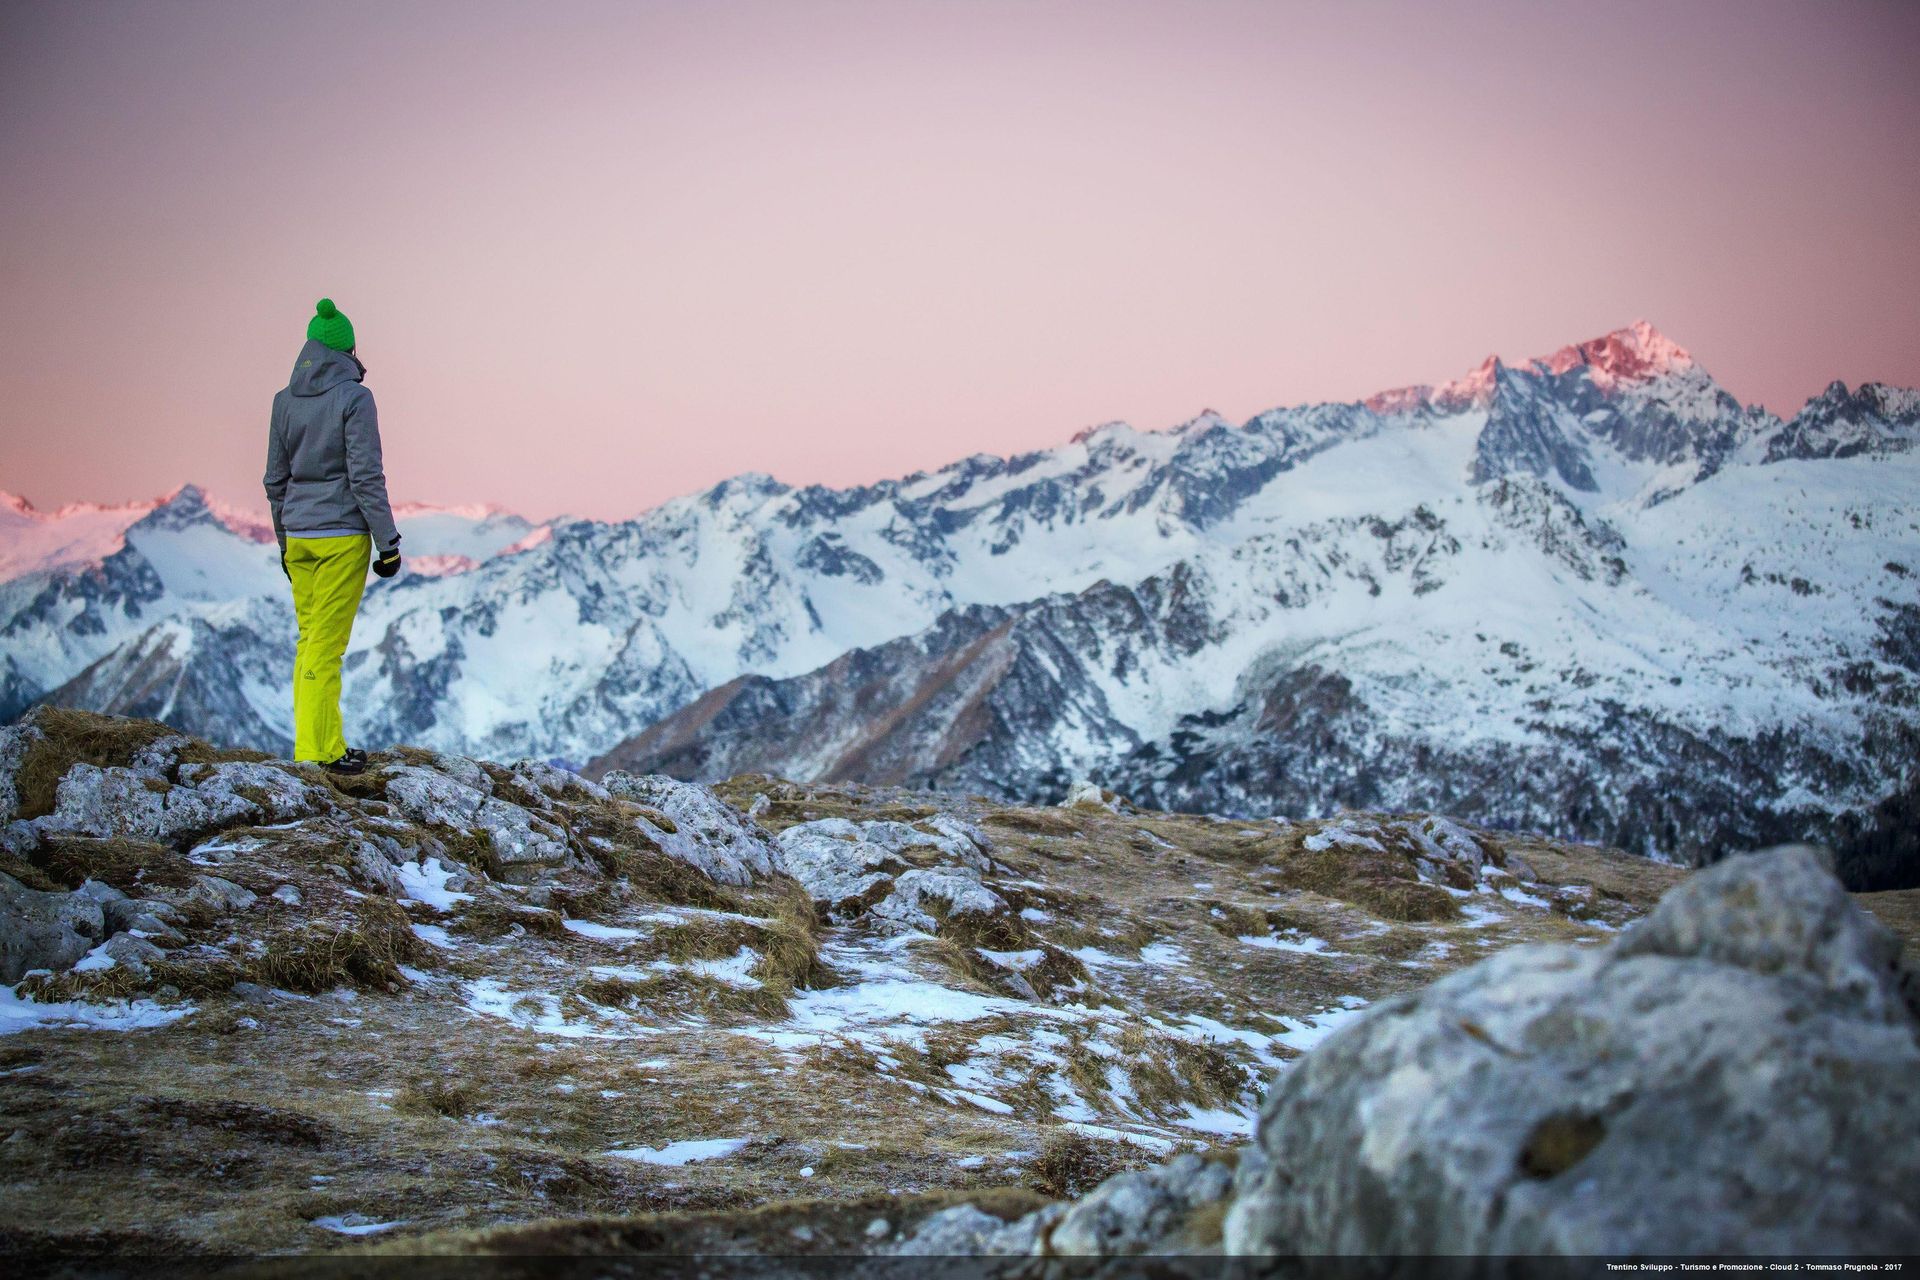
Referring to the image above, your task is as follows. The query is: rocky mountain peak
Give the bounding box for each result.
[1069,420,1135,445]
[1364,354,1506,416]
[1537,319,1696,390]
[1431,353,1505,412]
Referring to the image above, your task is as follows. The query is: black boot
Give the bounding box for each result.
[324,750,368,776]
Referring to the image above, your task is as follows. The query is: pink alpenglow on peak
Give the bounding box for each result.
[0,484,271,579]
[1364,355,1503,417]
[1537,320,1697,389]
[1361,322,1697,417]
[1359,384,1434,417]
[1430,355,1506,413]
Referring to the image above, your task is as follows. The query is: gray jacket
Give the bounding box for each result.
[264,339,400,552]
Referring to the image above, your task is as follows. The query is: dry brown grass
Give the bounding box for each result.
[251,898,424,993]
[569,882,829,1022]
[1122,1034,1251,1119]
[313,763,391,802]
[173,741,276,769]
[16,898,419,1004]
[449,896,567,940]
[1046,913,1160,957]
[705,772,798,812]
[368,1187,1052,1257]
[1182,1196,1229,1248]
[983,808,1086,838]
[575,970,791,1021]
[394,1078,483,1120]
[10,708,275,821]
[754,879,836,994]
[906,936,1009,996]
[0,850,63,892]
[30,834,200,892]
[1858,887,1920,952]
[10,708,180,819]
[1509,837,1689,912]
[1027,1128,1150,1198]
[927,900,1034,952]
[417,826,495,873]
[1272,846,1461,922]
[573,811,748,913]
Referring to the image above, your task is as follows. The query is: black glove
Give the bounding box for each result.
[373,545,402,579]
[278,546,289,580]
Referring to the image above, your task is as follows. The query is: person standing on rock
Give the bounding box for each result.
[263,298,402,776]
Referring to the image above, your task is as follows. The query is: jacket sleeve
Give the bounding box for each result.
[263,393,290,554]
[342,386,401,551]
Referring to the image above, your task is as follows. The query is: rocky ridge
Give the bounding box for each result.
[1,709,1915,1258]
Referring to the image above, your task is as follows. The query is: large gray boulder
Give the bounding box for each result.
[1046,1153,1234,1255]
[176,761,333,825]
[34,764,258,845]
[881,1154,1230,1259]
[0,871,107,982]
[384,765,570,880]
[869,867,1005,934]
[1224,845,1920,1257]
[776,815,1001,925]
[601,772,777,886]
[0,717,45,824]
[885,1203,1064,1257]
[774,821,900,907]
[1613,843,1913,1025]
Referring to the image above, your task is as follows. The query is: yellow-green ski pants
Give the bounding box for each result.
[285,534,370,763]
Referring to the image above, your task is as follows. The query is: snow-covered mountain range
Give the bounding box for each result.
[4,322,1916,885]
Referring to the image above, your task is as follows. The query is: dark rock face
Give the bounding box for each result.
[1223,846,1920,1256]
[45,612,295,757]
[1763,381,1920,463]
[600,575,1918,890]
[1114,674,1920,892]
[1468,365,1600,492]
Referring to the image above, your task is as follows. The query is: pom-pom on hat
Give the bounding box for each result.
[306,298,355,352]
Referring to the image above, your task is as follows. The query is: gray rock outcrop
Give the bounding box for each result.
[776,815,997,919]
[0,716,45,824]
[175,761,332,824]
[601,771,777,886]
[1046,1153,1233,1256]
[384,765,570,880]
[36,764,256,844]
[0,870,107,982]
[1223,844,1920,1256]
[885,1203,1064,1257]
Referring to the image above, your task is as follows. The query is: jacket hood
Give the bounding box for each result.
[288,339,365,397]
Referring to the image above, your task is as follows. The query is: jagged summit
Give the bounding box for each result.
[1535,319,1696,388]
[1362,322,1698,418]
[1069,420,1136,444]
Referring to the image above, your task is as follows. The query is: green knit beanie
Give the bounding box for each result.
[306,298,355,352]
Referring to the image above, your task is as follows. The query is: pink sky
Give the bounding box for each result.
[2,0,1916,521]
